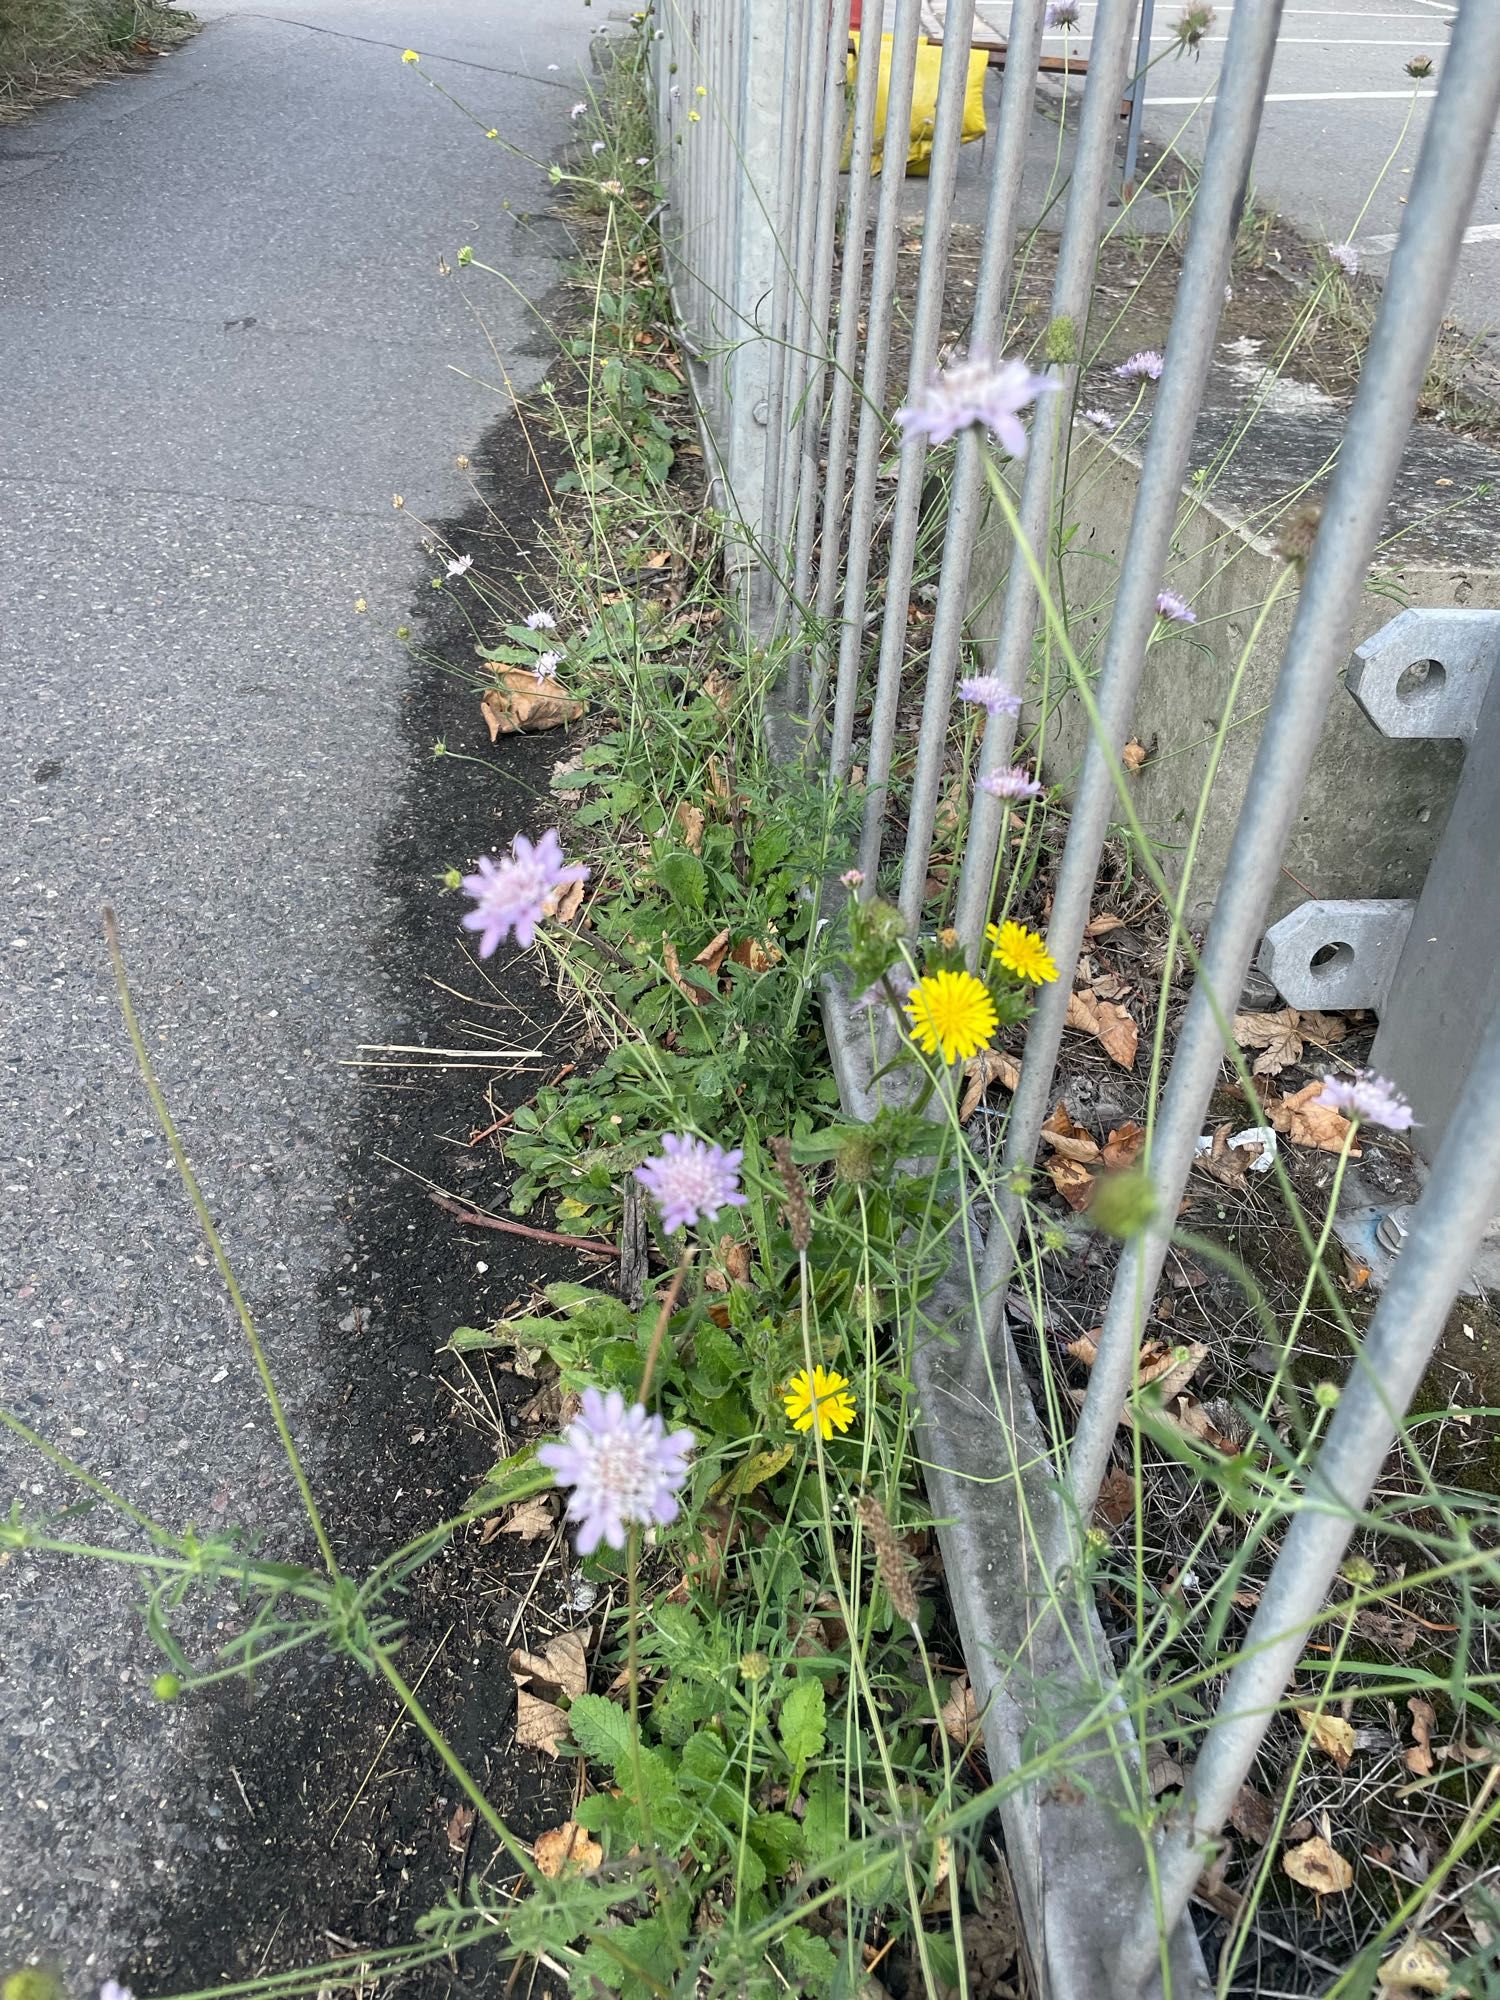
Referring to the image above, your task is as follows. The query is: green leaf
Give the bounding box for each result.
[567,1692,635,1769]
[654,849,706,912]
[747,1809,805,1878]
[778,1925,840,1990]
[778,1675,826,1767]
[710,1443,794,1501]
[800,1770,846,1868]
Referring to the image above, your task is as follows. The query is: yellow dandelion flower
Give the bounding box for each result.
[988,920,1058,986]
[401,48,420,64]
[903,969,997,1065]
[688,109,702,122]
[783,1366,857,1441]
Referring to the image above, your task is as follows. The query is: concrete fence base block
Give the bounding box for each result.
[1257,898,1416,1011]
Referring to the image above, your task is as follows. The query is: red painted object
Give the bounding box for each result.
[850,0,861,24]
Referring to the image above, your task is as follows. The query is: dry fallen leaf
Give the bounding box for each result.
[693,926,732,977]
[480,667,585,738]
[1283,1834,1354,1897]
[486,1494,555,1543]
[1297,1707,1356,1770]
[1050,1156,1097,1211]
[675,801,705,854]
[510,1630,589,1702]
[1102,1122,1146,1169]
[1085,912,1126,938]
[1405,1695,1437,1776]
[1093,1465,1135,1528]
[1198,1121,1252,1191]
[1041,1101,1102,1164]
[1267,1080,1361,1156]
[960,1047,1022,1122]
[1067,987,1139,1069]
[940,1674,980,1746]
[1234,1007,1306,1077]
[1148,1751,1185,1796]
[662,934,714,1006]
[1229,1784,1277,1846]
[1375,1938,1463,1995]
[447,1802,477,1851]
[729,934,782,973]
[514,1688,571,1758]
[1121,738,1148,774]
[550,877,586,925]
[533,1820,603,1877]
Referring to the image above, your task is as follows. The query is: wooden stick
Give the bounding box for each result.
[429,1190,621,1257]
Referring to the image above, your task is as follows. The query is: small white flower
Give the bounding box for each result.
[445,553,473,578]
[524,609,557,630]
[591,139,605,156]
[570,101,586,120]
[533,649,563,683]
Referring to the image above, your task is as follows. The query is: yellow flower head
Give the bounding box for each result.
[988,920,1058,986]
[784,1367,856,1441]
[688,109,702,122]
[904,969,997,1066]
[401,48,420,63]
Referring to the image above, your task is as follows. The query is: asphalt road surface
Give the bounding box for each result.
[0,2,593,1983]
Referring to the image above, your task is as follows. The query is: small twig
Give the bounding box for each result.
[429,1190,621,1257]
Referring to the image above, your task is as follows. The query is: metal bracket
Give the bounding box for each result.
[1346,606,1500,745]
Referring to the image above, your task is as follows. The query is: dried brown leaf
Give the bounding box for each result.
[1102,1122,1146,1169]
[488,1494,554,1543]
[728,935,782,973]
[1376,1938,1463,1994]
[1283,1834,1354,1897]
[1229,1785,1277,1846]
[940,1674,980,1746]
[1049,1156,1097,1211]
[533,1821,603,1877]
[1405,1695,1437,1776]
[1067,988,1139,1069]
[446,1803,477,1851]
[1093,1465,1135,1528]
[1085,912,1126,937]
[550,877,586,926]
[1297,1707,1356,1770]
[676,801,706,854]
[514,1688,571,1758]
[510,1630,589,1703]
[1234,1007,1305,1077]
[662,934,713,1006]
[1267,1080,1362,1156]
[960,1047,1022,1122]
[480,667,585,738]
[693,926,732,976]
[1198,1121,1251,1191]
[1121,738,1148,775]
[1041,1101,1102,1163]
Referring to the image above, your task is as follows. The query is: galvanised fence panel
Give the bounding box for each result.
[650,0,1500,1989]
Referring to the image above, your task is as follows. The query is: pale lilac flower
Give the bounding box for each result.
[100,1985,134,2000]
[1114,349,1164,381]
[1327,241,1359,278]
[979,765,1045,803]
[533,649,563,683]
[591,139,606,156]
[524,608,557,630]
[460,831,587,955]
[635,156,651,165]
[895,354,1055,456]
[635,1133,748,1234]
[1081,407,1115,430]
[539,1388,694,1555]
[1155,589,1196,624]
[570,101,586,120]
[958,674,1023,718]
[600,180,626,197]
[840,868,865,888]
[1315,1069,1414,1132]
[445,553,473,579]
[1045,0,1081,24]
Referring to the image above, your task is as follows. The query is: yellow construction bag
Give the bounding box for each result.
[843,32,987,178]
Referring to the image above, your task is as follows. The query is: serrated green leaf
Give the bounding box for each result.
[567,1692,635,1769]
[747,1809,805,1878]
[778,1675,826,1767]
[778,1925,840,1990]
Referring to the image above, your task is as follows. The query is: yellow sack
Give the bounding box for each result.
[843,32,987,178]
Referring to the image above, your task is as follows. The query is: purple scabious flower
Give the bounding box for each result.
[1114,349,1164,382]
[1315,1069,1414,1132]
[979,765,1045,803]
[958,674,1023,718]
[635,1133,748,1234]
[895,355,1055,456]
[1327,241,1359,278]
[445,553,473,578]
[460,831,587,955]
[539,1388,695,1554]
[1155,589,1196,624]
[533,649,563,682]
[1045,0,1080,23]
[524,608,557,630]
[1081,407,1115,430]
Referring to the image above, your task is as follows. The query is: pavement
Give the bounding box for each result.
[0,1,594,1983]
[933,0,1498,341]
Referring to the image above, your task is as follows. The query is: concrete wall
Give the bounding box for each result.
[966,422,1500,926]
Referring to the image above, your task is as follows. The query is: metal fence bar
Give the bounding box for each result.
[964,0,1284,1350]
[787,0,857,706]
[806,9,886,729]
[899,0,1116,931]
[828,0,925,778]
[854,1,981,879]
[1121,0,1157,191]
[1117,984,1500,1989]
[1067,0,1500,1536]
[757,0,813,573]
[772,0,836,636]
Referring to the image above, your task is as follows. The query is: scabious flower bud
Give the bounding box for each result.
[1091,1169,1157,1240]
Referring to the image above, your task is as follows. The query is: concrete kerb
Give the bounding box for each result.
[967,417,1500,930]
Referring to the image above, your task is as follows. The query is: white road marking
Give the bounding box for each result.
[1148,87,1439,104]
[1354,222,1500,255]
[1043,34,1450,42]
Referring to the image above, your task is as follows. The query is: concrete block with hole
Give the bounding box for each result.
[1257,897,1415,1010]
[966,362,1500,925]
